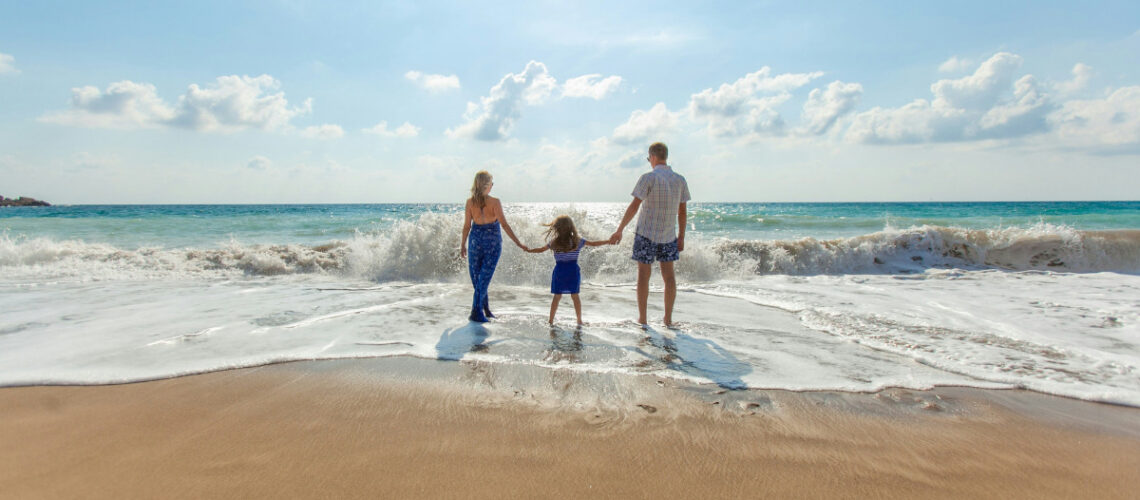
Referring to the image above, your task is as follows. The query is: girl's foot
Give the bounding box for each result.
[469,311,489,323]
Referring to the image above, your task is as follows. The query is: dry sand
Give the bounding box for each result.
[2,357,1138,499]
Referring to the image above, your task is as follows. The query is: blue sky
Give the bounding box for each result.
[1,0,1138,203]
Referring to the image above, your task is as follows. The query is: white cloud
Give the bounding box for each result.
[846,99,969,144]
[612,102,679,144]
[41,74,312,133]
[1049,86,1140,147]
[0,52,17,74]
[300,124,345,139]
[799,81,863,135]
[170,75,311,132]
[362,120,420,138]
[247,155,273,170]
[977,75,1051,137]
[447,60,557,141]
[405,71,461,92]
[40,80,176,129]
[688,66,823,137]
[1054,63,1093,95]
[562,74,622,99]
[938,56,973,74]
[846,52,1043,143]
[930,52,1023,110]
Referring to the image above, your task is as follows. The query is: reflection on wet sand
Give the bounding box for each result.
[544,326,583,363]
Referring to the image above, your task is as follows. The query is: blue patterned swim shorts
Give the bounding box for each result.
[632,234,679,264]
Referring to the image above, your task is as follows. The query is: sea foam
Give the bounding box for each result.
[3,215,1138,283]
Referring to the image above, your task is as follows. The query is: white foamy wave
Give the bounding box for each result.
[2,217,1138,283]
[712,224,1140,275]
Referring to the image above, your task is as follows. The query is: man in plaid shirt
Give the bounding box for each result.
[610,142,691,327]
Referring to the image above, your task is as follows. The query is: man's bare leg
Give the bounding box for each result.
[660,261,676,326]
[637,262,651,325]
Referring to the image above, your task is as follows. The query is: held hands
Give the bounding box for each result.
[609,230,623,245]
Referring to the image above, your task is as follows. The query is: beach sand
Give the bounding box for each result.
[2,357,1138,499]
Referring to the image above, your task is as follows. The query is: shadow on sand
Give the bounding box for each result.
[637,325,752,390]
[435,322,490,361]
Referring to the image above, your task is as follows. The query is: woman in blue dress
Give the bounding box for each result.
[460,171,525,322]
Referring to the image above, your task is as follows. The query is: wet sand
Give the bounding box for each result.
[2,357,1138,499]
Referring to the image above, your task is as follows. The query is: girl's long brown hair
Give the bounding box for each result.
[470,171,492,209]
[543,215,580,253]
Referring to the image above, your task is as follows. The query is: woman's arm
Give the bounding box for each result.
[495,199,526,249]
[460,200,472,258]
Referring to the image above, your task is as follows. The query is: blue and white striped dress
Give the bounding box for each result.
[550,238,586,294]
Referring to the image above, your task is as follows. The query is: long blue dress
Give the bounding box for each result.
[467,220,501,322]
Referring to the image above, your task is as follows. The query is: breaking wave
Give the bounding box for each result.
[2,213,1138,282]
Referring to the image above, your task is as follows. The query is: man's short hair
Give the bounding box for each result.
[649,142,668,161]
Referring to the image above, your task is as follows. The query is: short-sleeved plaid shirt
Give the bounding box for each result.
[631,164,691,244]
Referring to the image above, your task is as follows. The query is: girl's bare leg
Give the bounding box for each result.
[570,294,582,325]
[549,294,562,325]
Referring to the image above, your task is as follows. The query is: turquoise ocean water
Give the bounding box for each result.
[4,201,1139,249]
[2,201,1139,405]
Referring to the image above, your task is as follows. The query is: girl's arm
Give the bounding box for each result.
[524,244,549,254]
[495,199,526,249]
[584,239,610,247]
[460,200,472,258]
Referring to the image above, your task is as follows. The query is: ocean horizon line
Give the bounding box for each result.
[6,199,1140,207]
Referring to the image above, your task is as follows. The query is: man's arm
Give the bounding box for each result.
[677,202,686,252]
[610,197,642,244]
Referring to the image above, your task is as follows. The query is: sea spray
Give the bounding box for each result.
[4,214,1138,283]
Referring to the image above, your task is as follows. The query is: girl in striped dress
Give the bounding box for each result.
[524,215,612,325]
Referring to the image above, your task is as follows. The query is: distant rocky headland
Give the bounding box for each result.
[0,196,51,207]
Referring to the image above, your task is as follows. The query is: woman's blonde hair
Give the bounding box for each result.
[470,171,493,209]
[543,215,580,253]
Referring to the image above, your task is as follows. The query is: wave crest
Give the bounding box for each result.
[2,216,1137,282]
